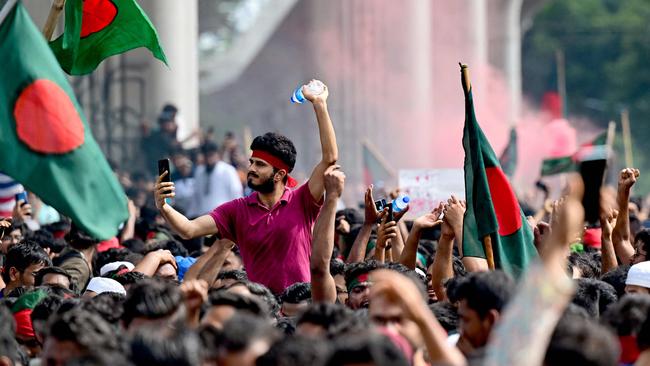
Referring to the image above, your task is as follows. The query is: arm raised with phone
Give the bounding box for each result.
[154,170,218,239]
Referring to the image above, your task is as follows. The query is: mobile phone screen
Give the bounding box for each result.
[158,159,171,182]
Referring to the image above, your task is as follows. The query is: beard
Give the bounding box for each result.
[247,172,275,193]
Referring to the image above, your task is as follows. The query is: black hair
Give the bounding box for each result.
[35,266,72,288]
[635,229,650,256]
[148,239,189,257]
[162,104,178,115]
[544,314,619,366]
[602,293,650,336]
[330,258,346,277]
[93,248,137,276]
[250,132,297,172]
[601,265,629,299]
[344,260,383,288]
[238,281,280,318]
[206,290,267,317]
[638,308,650,351]
[218,313,278,353]
[296,302,354,334]
[2,241,52,282]
[201,141,220,155]
[336,208,363,226]
[65,224,99,251]
[280,282,312,305]
[82,292,126,324]
[198,325,221,362]
[114,271,147,286]
[121,239,147,254]
[454,270,514,318]
[324,331,409,366]
[275,317,296,336]
[429,302,459,333]
[568,252,601,279]
[122,279,183,327]
[256,335,331,366]
[217,269,248,282]
[327,309,370,339]
[130,327,201,366]
[452,255,468,278]
[31,294,64,330]
[47,309,120,353]
[571,278,618,317]
[24,229,65,253]
[0,309,20,365]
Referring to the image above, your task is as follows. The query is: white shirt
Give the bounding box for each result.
[190,161,243,217]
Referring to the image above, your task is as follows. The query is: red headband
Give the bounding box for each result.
[251,150,298,188]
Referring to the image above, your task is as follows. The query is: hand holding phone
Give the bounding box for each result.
[156,159,173,208]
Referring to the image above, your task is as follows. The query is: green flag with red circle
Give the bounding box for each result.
[460,65,537,278]
[0,1,127,239]
[50,0,167,75]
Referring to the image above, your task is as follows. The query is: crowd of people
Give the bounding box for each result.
[1,80,650,366]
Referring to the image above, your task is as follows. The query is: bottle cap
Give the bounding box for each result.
[402,196,410,203]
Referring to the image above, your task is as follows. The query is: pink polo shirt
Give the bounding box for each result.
[209,183,322,294]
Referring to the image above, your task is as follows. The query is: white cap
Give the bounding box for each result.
[85,277,126,296]
[99,261,134,277]
[625,261,650,289]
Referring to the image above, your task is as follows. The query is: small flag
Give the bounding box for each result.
[460,64,537,278]
[0,2,128,239]
[362,140,395,187]
[50,0,167,75]
[540,131,608,176]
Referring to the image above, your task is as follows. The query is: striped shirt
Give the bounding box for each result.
[0,172,23,218]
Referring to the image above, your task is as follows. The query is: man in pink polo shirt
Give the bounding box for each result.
[154,80,337,294]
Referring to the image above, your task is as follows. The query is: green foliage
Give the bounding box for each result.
[523,0,650,194]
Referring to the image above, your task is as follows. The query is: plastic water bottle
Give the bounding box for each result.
[291,80,324,104]
[392,195,410,213]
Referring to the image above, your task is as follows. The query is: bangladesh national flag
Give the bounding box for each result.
[460,65,537,278]
[0,1,128,239]
[50,0,167,75]
[362,140,395,187]
[541,131,608,176]
[499,127,517,178]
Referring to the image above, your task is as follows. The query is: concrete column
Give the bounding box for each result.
[505,0,523,124]
[138,0,199,148]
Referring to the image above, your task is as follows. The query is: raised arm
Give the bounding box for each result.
[400,204,443,269]
[611,168,638,264]
[600,209,618,274]
[196,239,237,287]
[155,171,219,239]
[311,165,345,303]
[347,186,378,263]
[374,211,396,264]
[304,80,339,201]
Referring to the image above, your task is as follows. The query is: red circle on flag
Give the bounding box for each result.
[486,166,522,236]
[14,79,85,154]
[80,0,118,38]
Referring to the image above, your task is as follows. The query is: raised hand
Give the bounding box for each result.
[414,203,444,230]
[302,79,329,104]
[154,171,175,209]
[324,165,345,198]
[12,199,31,221]
[600,209,617,240]
[618,168,640,193]
[376,210,398,250]
[442,196,465,238]
[364,185,380,225]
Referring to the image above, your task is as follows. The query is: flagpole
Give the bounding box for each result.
[42,0,66,41]
[0,0,18,26]
[483,235,495,270]
[621,109,634,168]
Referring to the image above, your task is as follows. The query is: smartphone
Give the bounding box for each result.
[157,159,172,204]
[15,191,28,206]
[374,199,387,212]
[158,159,171,182]
[579,159,606,226]
[386,202,394,222]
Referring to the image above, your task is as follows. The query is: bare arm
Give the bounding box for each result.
[431,229,455,303]
[311,166,345,303]
[132,250,178,277]
[347,186,379,263]
[400,204,443,269]
[197,240,236,287]
[155,171,219,240]
[600,210,619,274]
[304,81,339,201]
[119,200,137,242]
[612,168,639,264]
[374,212,395,264]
